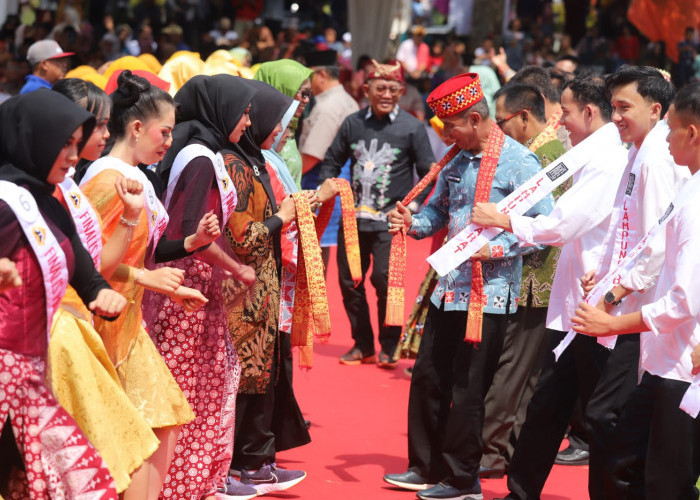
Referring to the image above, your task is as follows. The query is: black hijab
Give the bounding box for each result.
[157,74,258,181]
[226,79,293,171]
[0,89,95,196]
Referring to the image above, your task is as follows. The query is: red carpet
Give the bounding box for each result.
[277,237,589,499]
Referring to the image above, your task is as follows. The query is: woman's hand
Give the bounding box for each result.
[89,289,127,319]
[0,258,21,293]
[170,286,209,312]
[115,177,144,220]
[276,196,297,225]
[185,211,221,251]
[136,267,185,294]
[232,263,256,288]
[692,344,700,375]
[316,178,339,204]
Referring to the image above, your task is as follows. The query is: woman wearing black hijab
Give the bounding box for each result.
[221,80,310,496]
[0,89,125,497]
[148,74,259,500]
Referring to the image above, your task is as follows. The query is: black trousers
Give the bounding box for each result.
[586,333,641,500]
[481,305,551,472]
[604,372,700,499]
[506,332,610,500]
[232,332,310,470]
[407,303,508,489]
[336,227,401,356]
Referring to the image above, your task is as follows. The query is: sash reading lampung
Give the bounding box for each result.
[427,122,621,276]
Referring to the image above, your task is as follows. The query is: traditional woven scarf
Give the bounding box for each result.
[315,178,362,285]
[291,192,331,367]
[528,109,562,153]
[384,144,461,326]
[465,124,505,342]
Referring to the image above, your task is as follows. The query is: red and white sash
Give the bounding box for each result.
[427,122,622,276]
[0,181,69,339]
[81,157,169,247]
[164,144,238,226]
[58,177,102,269]
[553,160,695,359]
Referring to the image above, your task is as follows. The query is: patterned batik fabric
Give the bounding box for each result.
[0,348,117,499]
[520,133,568,308]
[222,152,280,395]
[148,258,240,499]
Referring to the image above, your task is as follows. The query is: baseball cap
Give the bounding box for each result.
[27,40,74,66]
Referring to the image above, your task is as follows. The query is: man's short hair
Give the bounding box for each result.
[563,73,612,121]
[671,81,700,124]
[605,65,675,116]
[454,98,490,120]
[510,65,560,103]
[494,83,546,122]
[316,65,339,80]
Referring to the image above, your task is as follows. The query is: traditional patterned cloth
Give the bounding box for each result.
[50,188,159,494]
[0,348,117,499]
[385,145,460,326]
[49,308,159,493]
[520,129,567,308]
[464,124,505,342]
[80,168,195,428]
[150,258,239,499]
[290,193,331,367]
[365,59,405,83]
[222,152,281,395]
[426,73,484,119]
[315,178,361,284]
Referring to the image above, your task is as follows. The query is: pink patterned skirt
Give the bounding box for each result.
[0,348,117,499]
[147,258,240,499]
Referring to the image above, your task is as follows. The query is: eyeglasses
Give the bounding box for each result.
[372,85,402,96]
[296,88,313,100]
[496,107,531,128]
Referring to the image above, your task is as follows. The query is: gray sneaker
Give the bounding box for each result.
[240,463,306,495]
[216,476,257,500]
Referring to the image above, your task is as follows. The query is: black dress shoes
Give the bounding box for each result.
[554,445,590,465]
[383,470,435,491]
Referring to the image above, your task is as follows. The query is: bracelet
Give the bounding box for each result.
[120,215,139,227]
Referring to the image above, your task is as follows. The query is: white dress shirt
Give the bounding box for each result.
[596,121,689,318]
[509,130,629,331]
[641,170,700,383]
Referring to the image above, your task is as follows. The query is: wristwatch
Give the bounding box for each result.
[603,290,622,306]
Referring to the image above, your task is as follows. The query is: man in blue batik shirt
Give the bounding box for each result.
[383,73,553,500]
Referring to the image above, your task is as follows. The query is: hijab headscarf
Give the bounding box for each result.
[253,59,312,98]
[0,89,95,195]
[157,74,257,181]
[227,79,293,171]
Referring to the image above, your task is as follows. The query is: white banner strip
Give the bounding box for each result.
[427,123,620,277]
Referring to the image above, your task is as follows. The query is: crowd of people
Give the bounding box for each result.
[1,2,700,500]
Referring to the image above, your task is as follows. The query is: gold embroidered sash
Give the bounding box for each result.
[291,192,331,367]
[384,144,461,326]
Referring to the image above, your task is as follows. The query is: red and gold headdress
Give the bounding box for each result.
[365,59,404,84]
[427,73,484,119]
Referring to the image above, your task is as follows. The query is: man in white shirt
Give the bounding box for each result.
[473,73,628,496]
[486,66,688,500]
[572,80,700,500]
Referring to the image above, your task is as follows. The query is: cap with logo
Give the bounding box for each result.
[27,40,74,66]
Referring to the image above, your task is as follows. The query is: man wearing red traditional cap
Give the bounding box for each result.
[318,60,435,368]
[383,73,553,499]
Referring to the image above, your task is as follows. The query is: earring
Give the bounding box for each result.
[136,136,140,143]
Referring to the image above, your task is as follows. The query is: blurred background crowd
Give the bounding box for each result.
[0,0,699,109]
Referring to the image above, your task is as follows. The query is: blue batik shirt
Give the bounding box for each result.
[408,135,554,314]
